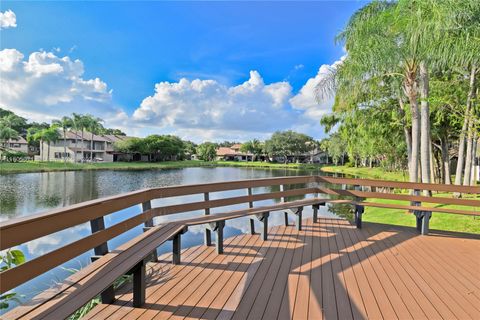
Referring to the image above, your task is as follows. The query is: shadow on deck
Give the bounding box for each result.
[85,218,480,320]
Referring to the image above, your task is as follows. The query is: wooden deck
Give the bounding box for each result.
[84,217,480,320]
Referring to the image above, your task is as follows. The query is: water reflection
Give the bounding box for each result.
[0,167,346,311]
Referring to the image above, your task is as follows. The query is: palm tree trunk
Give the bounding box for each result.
[419,62,432,187]
[440,136,451,184]
[74,131,78,163]
[81,129,85,162]
[404,67,420,183]
[40,139,44,161]
[63,128,67,164]
[454,65,476,187]
[91,137,94,161]
[47,142,50,162]
[463,120,474,186]
[398,97,412,172]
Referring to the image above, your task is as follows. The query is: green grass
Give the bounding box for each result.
[321,165,408,181]
[362,198,480,234]
[0,160,324,174]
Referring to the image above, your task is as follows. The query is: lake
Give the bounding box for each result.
[0,167,348,311]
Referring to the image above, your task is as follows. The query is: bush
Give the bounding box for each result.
[0,150,29,163]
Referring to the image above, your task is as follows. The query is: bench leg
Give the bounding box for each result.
[216,221,225,254]
[204,228,212,246]
[295,207,304,231]
[284,212,289,226]
[415,211,423,232]
[421,211,431,235]
[133,260,146,307]
[355,205,364,229]
[172,233,181,265]
[249,218,255,235]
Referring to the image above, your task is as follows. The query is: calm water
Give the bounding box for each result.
[0,167,348,311]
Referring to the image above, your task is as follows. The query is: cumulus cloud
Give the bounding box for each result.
[0,48,128,128]
[133,70,294,138]
[0,10,16,29]
[289,56,345,119]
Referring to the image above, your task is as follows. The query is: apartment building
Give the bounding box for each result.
[36,130,130,162]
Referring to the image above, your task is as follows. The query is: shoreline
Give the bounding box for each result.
[0,160,328,175]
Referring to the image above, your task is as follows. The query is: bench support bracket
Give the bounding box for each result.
[415,211,432,235]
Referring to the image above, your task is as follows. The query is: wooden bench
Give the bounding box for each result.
[3,223,187,320]
[316,178,480,235]
[4,197,331,320]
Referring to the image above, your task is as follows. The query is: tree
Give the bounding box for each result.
[240,139,263,161]
[52,116,73,164]
[197,142,217,161]
[264,131,315,163]
[41,126,60,161]
[83,115,103,161]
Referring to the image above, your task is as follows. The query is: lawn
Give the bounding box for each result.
[362,198,480,234]
[320,165,409,181]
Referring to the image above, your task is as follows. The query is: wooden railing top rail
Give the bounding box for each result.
[317,176,480,194]
[0,175,315,250]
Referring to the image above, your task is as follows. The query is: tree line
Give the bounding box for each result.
[317,0,479,186]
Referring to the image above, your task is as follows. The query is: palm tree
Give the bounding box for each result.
[0,115,20,147]
[52,116,73,164]
[85,116,103,161]
[72,113,83,163]
[42,127,60,162]
[316,0,479,184]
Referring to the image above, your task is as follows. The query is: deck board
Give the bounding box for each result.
[87,218,480,320]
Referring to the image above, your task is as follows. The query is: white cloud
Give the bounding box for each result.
[0,48,128,128]
[133,70,294,139]
[0,10,16,29]
[289,56,345,119]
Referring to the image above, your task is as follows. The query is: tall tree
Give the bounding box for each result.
[52,116,73,164]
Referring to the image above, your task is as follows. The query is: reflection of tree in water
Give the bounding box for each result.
[36,194,62,207]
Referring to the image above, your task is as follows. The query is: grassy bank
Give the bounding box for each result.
[0,160,324,174]
[320,165,408,181]
[321,165,479,234]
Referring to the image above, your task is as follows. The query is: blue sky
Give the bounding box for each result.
[0,1,366,142]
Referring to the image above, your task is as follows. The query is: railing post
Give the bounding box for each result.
[312,204,320,223]
[216,221,225,254]
[295,207,304,231]
[281,184,288,226]
[172,232,182,264]
[248,188,255,234]
[422,211,432,235]
[354,185,364,228]
[412,189,423,232]
[142,201,158,261]
[204,192,212,246]
[89,217,115,304]
[132,259,146,307]
[256,212,269,240]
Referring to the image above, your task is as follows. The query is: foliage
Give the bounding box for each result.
[0,150,29,162]
[197,142,217,161]
[240,139,263,160]
[0,249,26,310]
[264,131,315,163]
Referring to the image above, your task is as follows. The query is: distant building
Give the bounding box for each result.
[216,144,253,161]
[36,130,133,162]
[6,137,29,154]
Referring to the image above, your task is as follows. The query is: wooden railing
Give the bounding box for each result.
[1,176,478,319]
